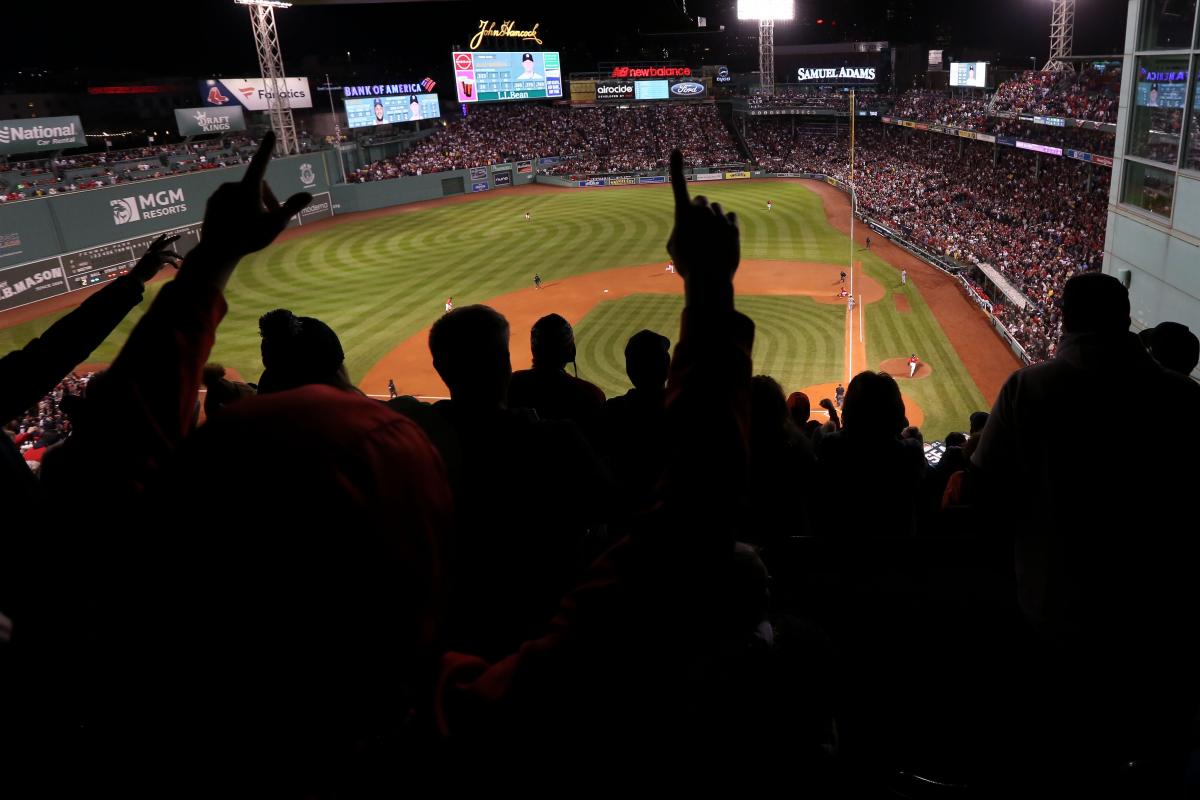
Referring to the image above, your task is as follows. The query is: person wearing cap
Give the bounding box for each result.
[373,98,385,124]
[408,94,421,121]
[257,308,358,395]
[516,52,543,82]
[1140,320,1199,376]
[908,353,919,378]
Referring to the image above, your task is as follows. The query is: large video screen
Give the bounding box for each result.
[345,94,441,128]
[950,62,987,88]
[634,80,669,100]
[453,51,563,103]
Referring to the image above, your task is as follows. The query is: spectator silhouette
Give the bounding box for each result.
[416,304,612,659]
[1139,320,1199,376]
[972,272,1200,781]
[746,376,815,546]
[601,329,671,519]
[437,149,806,755]
[257,308,357,394]
[507,313,606,436]
[814,371,924,535]
[787,390,811,431]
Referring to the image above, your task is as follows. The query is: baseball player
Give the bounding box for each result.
[834,383,845,408]
[524,211,532,222]
[838,287,849,299]
[908,353,919,378]
[387,379,398,399]
[840,271,847,284]
[766,199,773,212]
[901,269,907,286]
[865,235,872,250]
[847,294,855,313]
[534,273,542,290]
[666,261,675,273]
[445,296,454,313]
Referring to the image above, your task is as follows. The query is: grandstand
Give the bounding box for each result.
[2,1,1198,793]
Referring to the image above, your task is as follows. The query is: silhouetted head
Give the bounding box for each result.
[258,309,351,394]
[1061,272,1130,336]
[842,371,906,438]
[751,375,790,444]
[1141,321,1199,375]
[945,431,967,448]
[624,329,671,391]
[786,391,811,426]
[969,411,990,434]
[530,313,576,370]
[430,304,512,407]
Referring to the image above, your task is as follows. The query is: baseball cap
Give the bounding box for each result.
[522,52,534,63]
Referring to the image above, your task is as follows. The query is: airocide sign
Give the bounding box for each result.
[595,81,635,101]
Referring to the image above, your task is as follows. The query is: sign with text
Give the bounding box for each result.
[345,94,441,128]
[200,77,313,110]
[174,106,247,136]
[469,20,543,50]
[454,51,562,102]
[0,115,86,155]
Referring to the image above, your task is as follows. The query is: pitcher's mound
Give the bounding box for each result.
[880,357,932,379]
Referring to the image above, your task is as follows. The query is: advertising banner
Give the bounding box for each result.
[200,77,314,110]
[174,106,246,136]
[0,116,86,155]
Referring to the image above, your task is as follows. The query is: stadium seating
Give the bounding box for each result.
[3,138,1196,792]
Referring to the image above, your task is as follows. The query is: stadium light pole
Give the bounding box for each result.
[737,1,795,96]
[1044,0,1075,72]
[319,74,348,184]
[235,0,300,156]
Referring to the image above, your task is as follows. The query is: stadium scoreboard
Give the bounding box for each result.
[345,93,441,128]
[454,51,563,103]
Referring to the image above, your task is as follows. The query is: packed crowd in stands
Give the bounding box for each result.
[2,136,1197,792]
[2,372,92,475]
[0,136,319,202]
[744,88,890,111]
[742,120,1111,360]
[987,118,1116,155]
[350,104,742,181]
[991,66,1121,123]
[893,89,989,129]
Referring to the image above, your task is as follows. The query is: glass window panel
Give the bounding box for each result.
[1139,0,1197,49]
[1122,160,1176,216]
[1128,55,1188,164]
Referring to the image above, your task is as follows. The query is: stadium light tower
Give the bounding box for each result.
[236,0,300,155]
[738,0,795,95]
[1044,0,1076,72]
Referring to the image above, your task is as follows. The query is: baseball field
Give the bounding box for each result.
[0,179,1019,438]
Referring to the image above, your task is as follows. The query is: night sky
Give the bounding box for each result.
[6,0,1133,89]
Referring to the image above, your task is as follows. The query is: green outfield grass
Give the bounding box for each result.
[0,180,987,437]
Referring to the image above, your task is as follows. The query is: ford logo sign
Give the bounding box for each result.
[670,82,705,96]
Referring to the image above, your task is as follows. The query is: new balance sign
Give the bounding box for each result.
[112,189,188,226]
[0,116,86,155]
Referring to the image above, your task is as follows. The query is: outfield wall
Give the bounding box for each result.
[0,156,532,316]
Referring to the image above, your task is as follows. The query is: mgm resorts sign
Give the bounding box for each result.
[175,106,246,136]
[796,67,878,82]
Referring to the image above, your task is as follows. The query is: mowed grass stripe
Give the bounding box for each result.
[0,181,988,439]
